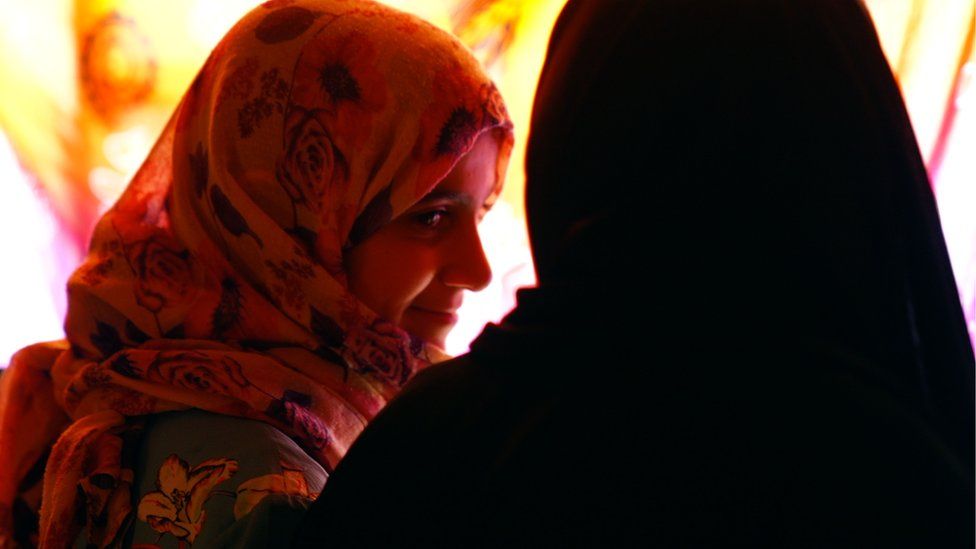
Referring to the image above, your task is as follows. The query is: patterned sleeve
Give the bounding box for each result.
[123,409,327,548]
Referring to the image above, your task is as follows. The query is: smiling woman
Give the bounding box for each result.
[0,1,513,547]
[346,130,503,349]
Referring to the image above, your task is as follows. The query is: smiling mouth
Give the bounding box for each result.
[407,306,459,324]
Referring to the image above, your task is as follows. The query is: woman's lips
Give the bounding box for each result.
[406,306,459,325]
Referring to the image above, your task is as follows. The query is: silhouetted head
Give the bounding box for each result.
[523,0,972,461]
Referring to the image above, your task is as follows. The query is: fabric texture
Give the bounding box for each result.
[0,1,512,547]
[295,0,974,546]
[126,409,327,549]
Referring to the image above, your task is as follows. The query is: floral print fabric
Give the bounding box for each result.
[129,409,328,548]
[136,454,239,544]
[0,0,513,546]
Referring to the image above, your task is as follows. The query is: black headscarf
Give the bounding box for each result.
[512,0,974,467]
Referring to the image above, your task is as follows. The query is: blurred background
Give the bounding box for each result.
[0,0,972,364]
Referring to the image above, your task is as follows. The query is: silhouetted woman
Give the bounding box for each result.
[295,0,974,546]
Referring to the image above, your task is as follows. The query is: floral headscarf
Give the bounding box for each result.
[0,0,513,546]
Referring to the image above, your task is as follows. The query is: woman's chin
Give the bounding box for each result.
[401,314,452,352]
[415,330,449,352]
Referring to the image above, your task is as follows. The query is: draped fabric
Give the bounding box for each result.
[295,0,973,545]
[524,0,974,467]
[0,1,513,546]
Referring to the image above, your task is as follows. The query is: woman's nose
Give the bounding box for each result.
[440,220,492,291]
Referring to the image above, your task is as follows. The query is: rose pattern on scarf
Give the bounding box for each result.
[123,234,195,329]
[137,455,238,544]
[345,318,413,387]
[145,352,251,398]
[276,107,349,227]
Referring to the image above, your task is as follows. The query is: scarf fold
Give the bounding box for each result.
[0,1,513,546]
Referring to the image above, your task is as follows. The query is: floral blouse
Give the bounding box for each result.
[106,410,326,548]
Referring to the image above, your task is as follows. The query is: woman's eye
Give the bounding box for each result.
[416,209,448,228]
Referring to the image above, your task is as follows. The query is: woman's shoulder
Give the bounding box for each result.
[126,409,326,548]
[139,409,314,460]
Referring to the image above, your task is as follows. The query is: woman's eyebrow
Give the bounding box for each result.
[415,190,473,206]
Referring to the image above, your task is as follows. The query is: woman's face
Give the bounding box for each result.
[345,132,500,349]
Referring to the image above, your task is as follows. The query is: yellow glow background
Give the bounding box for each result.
[0,0,972,363]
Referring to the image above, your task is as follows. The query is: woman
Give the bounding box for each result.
[295,0,973,546]
[0,1,513,546]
